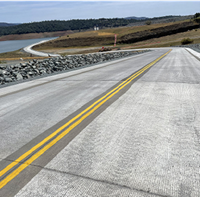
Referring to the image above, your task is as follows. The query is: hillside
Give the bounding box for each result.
[125,16,148,20]
[33,20,200,51]
[0,15,193,38]
[119,21,199,44]
[0,30,74,41]
[0,18,139,37]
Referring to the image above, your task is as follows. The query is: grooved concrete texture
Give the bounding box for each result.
[1,48,200,196]
[15,49,200,197]
[0,50,164,160]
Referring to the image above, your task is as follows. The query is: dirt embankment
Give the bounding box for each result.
[0,30,74,41]
[33,21,200,50]
[33,36,114,50]
[119,21,200,44]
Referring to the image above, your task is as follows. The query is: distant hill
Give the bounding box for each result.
[0,18,139,37]
[125,15,189,20]
[0,15,193,37]
[126,15,193,27]
[125,16,148,20]
[33,20,200,51]
[0,22,20,27]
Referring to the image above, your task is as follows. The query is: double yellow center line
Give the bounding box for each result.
[0,49,171,189]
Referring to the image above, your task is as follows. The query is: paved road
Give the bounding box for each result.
[1,48,200,197]
[23,39,60,57]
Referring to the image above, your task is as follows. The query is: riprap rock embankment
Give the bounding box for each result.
[0,50,149,85]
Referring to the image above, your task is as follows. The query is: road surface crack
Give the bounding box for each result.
[40,165,171,197]
[0,158,171,197]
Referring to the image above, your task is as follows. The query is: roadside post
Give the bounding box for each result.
[114,34,117,47]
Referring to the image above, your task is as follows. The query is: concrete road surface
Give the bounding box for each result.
[1,48,200,197]
[23,39,60,57]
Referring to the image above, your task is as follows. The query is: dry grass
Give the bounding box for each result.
[2,19,199,59]
[60,48,101,56]
[35,26,200,54]
[98,32,115,36]
[53,22,182,42]
[56,31,99,40]
[121,29,200,49]
[34,19,197,51]
[0,30,74,41]
[0,49,49,61]
[97,20,191,37]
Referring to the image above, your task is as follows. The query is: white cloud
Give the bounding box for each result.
[0,1,200,23]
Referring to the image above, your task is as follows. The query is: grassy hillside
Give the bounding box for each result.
[0,15,190,37]
[119,21,199,44]
[0,30,74,41]
[33,19,200,51]
[0,18,139,37]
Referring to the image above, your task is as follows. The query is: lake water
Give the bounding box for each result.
[0,37,57,54]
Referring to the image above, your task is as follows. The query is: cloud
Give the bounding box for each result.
[3,0,200,1]
[0,1,200,23]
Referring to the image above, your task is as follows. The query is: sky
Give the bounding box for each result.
[0,1,200,23]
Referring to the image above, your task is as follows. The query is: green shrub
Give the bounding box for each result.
[194,13,200,19]
[145,20,151,25]
[194,17,200,23]
[181,38,194,45]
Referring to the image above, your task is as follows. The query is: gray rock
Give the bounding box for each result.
[0,50,149,85]
[0,65,6,69]
[0,70,7,75]
[20,63,27,67]
[4,77,13,83]
[34,69,40,74]
[14,64,21,68]
[16,73,23,81]
[28,72,34,75]
[40,70,46,74]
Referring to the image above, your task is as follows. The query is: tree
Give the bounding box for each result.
[194,13,200,19]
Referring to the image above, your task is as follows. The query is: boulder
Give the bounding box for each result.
[0,50,149,85]
[4,77,13,83]
[16,73,23,81]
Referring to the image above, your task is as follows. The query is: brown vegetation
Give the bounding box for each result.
[33,36,114,50]
[0,30,74,41]
[119,21,199,44]
[181,38,194,45]
[33,20,200,51]
[0,49,48,61]
[2,19,200,59]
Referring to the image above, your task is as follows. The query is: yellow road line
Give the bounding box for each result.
[0,61,147,177]
[0,65,138,178]
[0,49,171,189]
[0,51,160,178]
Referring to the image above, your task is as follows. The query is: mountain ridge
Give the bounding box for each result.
[0,22,20,27]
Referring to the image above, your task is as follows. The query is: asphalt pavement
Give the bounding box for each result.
[1,48,200,197]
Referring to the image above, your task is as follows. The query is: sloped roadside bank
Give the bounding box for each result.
[0,50,149,86]
[119,21,200,44]
[177,43,200,53]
